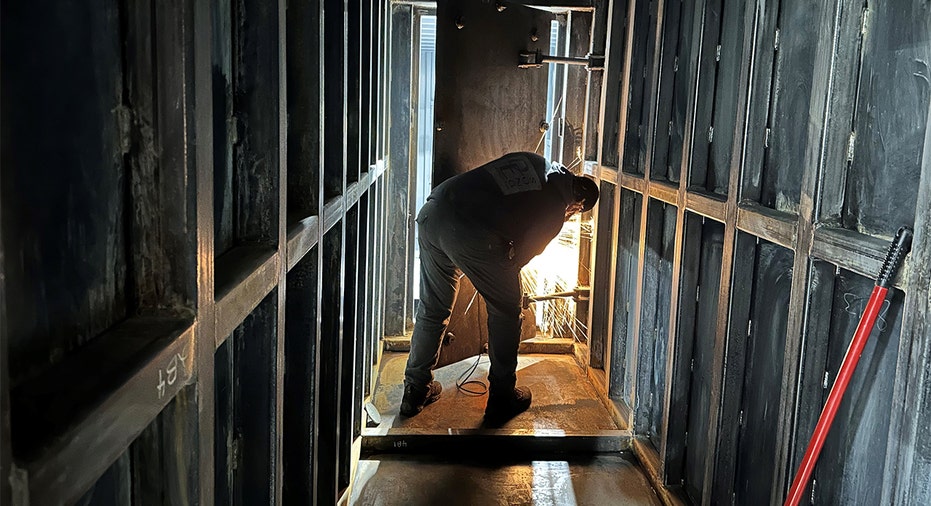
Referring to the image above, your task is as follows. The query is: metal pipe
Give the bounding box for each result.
[539,55,590,66]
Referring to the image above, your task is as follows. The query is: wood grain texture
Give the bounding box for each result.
[433,0,553,181]
[842,2,931,237]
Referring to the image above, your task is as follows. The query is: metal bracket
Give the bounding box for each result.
[518,50,605,71]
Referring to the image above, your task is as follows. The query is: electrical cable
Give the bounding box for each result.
[455,352,488,396]
[533,93,566,154]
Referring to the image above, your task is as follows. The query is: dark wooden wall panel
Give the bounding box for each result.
[649,0,685,183]
[662,0,700,185]
[682,216,723,503]
[360,2,373,171]
[662,215,698,486]
[589,182,617,370]
[842,2,930,237]
[213,0,235,254]
[689,0,748,196]
[809,271,902,504]
[286,0,322,222]
[353,199,369,432]
[761,0,819,214]
[363,191,377,397]
[347,0,363,184]
[214,291,278,506]
[733,240,793,504]
[608,189,642,398]
[75,452,131,505]
[592,0,619,165]
[323,0,347,201]
[282,246,319,504]
[339,205,360,489]
[686,0,722,196]
[620,0,656,173]
[213,0,282,259]
[432,0,552,181]
[1,0,127,385]
[214,334,235,506]
[635,200,676,444]
[384,5,413,337]
[563,11,593,167]
[127,386,198,505]
[317,225,344,503]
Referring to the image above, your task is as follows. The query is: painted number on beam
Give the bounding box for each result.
[157,351,190,399]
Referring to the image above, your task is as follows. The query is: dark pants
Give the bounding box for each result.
[404,198,523,395]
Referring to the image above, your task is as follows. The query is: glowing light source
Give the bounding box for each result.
[521,214,592,340]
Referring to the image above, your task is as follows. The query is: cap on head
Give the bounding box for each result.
[573,176,600,212]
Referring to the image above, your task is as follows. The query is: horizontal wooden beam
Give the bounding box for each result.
[286,215,320,271]
[685,192,727,222]
[13,317,194,506]
[345,180,364,209]
[323,196,345,234]
[600,165,619,185]
[811,226,910,289]
[285,163,385,272]
[735,202,798,250]
[215,246,279,345]
[618,171,646,194]
[651,181,679,206]
[361,429,632,455]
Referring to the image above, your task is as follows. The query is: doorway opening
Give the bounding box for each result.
[376,4,612,436]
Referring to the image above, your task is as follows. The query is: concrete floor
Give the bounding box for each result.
[368,351,623,431]
[349,453,663,506]
[350,351,663,505]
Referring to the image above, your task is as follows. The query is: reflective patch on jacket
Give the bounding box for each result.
[486,155,542,195]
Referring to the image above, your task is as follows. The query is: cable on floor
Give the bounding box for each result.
[456,352,488,395]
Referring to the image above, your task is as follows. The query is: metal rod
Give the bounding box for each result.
[540,55,590,66]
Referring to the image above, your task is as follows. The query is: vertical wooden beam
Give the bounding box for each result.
[310,0,327,501]
[193,0,217,502]
[769,1,860,502]
[274,0,288,503]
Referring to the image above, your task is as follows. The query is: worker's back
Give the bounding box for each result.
[428,151,574,265]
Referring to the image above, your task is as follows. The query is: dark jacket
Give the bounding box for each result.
[428,151,575,267]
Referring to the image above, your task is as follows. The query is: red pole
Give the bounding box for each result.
[784,285,886,506]
[784,227,912,506]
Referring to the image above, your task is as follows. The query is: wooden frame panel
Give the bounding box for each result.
[594,0,931,503]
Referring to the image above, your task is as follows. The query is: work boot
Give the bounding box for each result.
[484,386,532,425]
[399,381,442,417]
